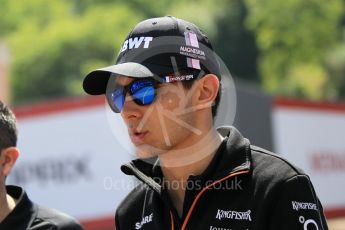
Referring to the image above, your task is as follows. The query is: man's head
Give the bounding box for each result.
[83,16,222,157]
[0,101,19,183]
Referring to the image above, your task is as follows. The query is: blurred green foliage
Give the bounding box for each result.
[1,0,144,103]
[245,0,345,100]
[0,0,344,104]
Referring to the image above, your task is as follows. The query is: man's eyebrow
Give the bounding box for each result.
[114,77,134,86]
[115,81,126,87]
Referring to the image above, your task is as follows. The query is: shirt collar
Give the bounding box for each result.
[121,126,251,192]
[0,185,37,229]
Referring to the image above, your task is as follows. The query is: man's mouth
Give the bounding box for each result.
[130,131,148,145]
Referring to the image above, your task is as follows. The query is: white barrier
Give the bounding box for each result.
[10,97,135,227]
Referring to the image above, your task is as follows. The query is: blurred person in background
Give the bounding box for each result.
[83,16,328,229]
[0,100,84,230]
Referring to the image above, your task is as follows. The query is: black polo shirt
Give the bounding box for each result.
[153,136,228,222]
[115,126,328,229]
[0,185,84,230]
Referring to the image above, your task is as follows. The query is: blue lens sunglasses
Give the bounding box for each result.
[106,71,203,113]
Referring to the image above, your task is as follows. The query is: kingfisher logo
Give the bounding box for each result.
[292,201,318,211]
[215,209,252,221]
[120,36,153,53]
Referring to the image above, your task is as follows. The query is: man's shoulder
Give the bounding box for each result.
[250,145,307,182]
[115,182,152,228]
[32,204,84,230]
[116,182,150,216]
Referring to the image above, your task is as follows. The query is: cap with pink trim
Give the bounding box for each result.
[83,16,221,95]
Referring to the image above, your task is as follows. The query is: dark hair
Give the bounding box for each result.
[178,69,221,119]
[0,101,18,152]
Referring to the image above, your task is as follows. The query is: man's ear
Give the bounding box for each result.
[195,74,219,109]
[0,147,19,177]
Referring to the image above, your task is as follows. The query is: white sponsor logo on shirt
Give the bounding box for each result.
[299,216,319,230]
[135,213,153,229]
[215,209,252,221]
[209,226,232,230]
[292,201,318,211]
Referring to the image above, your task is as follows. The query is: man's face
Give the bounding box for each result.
[115,76,200,158]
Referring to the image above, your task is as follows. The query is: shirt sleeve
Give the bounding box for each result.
[115,210,120,230]
[268,174,328,230]
[34,205,85,230]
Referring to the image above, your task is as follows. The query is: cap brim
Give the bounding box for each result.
[83,62,154,95]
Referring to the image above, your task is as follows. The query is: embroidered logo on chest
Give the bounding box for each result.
[215,209,252,221]
[135,213,153,229]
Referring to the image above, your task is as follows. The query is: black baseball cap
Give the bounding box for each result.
[83,16,221,95]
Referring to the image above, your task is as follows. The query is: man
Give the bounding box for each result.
[0,100,84,230]
[83,16,328,229]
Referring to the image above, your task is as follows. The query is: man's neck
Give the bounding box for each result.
[0,187,16,223]
[159,128,224,217]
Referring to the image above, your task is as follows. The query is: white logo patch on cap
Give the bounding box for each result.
[120,36,153,53]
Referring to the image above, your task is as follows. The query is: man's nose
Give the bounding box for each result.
[121,95,142,120]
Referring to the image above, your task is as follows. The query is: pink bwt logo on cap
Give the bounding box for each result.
[184,32,201,70]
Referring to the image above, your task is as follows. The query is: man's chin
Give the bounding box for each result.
[135,144,159,159]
